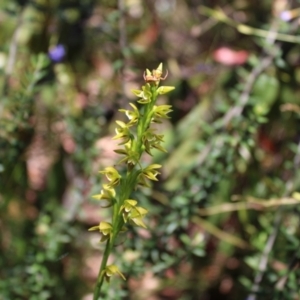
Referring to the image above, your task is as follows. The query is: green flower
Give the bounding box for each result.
[102,265,126,282]
[132,85,152,104]
[114,141,140,166]
[157,86,175,94]
[119,103,140,126]
[141,164,161,180]
[152,105,173,123]
[129,206,148,228]
[99,167,121,188]
[112,120,132,144]
[142,129,166,155]
[89,63,174,298]
[119,199,138,222]
[92,184,116,207]
[88,222,113,242]
[119,199,148,228]
[138,164,162,187]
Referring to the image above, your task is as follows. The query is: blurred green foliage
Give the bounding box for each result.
[1,0,300,299]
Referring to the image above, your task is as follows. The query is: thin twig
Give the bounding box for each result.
[221,55,273,127]
[118,0,128,108]
[198,196,300,216]
[2,9,23,97]
[222,14,280,127]
[247,18,299,298]
[118,0,127,52]
[195,6,279,166]
[0,8,23,120]
[195,50,274,166]
[247,140,300,300]
[247,211,282,300]
[199,6,300,43]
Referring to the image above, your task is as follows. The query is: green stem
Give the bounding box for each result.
[93,184,132,299]
[93,237,115,300]
[92,81,161,299]
[135,87,157,156]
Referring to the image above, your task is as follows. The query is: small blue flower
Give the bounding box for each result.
[48,44,66,63]
[280,11,292,22]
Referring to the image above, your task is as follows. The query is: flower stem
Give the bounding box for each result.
[93,237,114,300]
[90,63,174,298]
